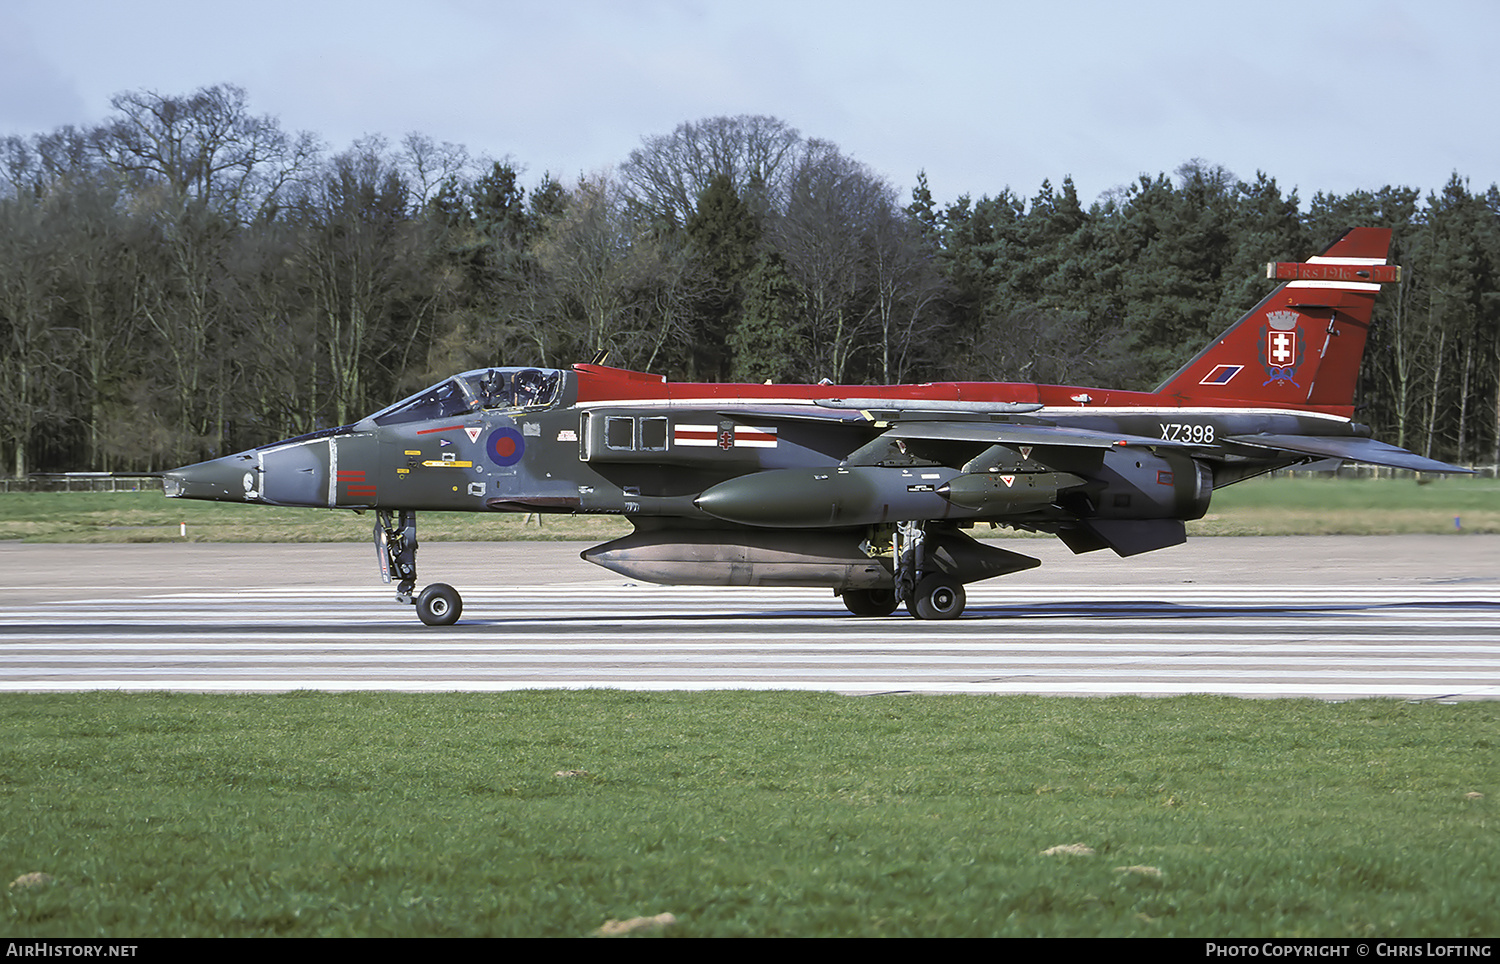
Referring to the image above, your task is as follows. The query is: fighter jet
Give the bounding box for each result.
[163,227,1466,624]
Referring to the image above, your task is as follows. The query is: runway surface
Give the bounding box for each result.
[3,536,1498,699]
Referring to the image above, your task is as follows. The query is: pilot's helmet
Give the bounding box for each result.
[480,370,509,406]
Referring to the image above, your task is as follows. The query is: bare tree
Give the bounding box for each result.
[293,137,427,426]
[83,85,324,462]
[94,84,319,224]
[865,204,949,382]
[528,174,700,369]
[619,115,802,228]
[772,141,898,382]
[400,132,473,209]
[50,176,140,468]
[0,188,62,476]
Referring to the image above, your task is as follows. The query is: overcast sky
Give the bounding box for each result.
[4,0,1497,207]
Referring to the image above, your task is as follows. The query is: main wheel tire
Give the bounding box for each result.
[416,583,463,626]
[908,574,966,620]
[841,587,899,617]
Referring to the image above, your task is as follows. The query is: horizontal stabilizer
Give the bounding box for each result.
[1226,434,1472,474]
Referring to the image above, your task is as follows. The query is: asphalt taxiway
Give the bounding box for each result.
[2,535,1498,698]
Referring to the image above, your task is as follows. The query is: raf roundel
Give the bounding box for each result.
[486,427,525,467]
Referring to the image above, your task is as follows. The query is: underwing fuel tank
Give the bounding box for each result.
[583,528,893,589]
[582,527,1040,589]
[935,471,1085,510]
[694,466,969,528]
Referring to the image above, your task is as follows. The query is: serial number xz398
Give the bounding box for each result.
[1159,422,1215,443]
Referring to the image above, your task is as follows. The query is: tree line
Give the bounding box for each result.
[3,84,1497,476]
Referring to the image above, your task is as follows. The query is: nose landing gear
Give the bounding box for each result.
[376,509,464,626]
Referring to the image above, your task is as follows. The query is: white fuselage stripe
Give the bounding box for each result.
[1306,255,1387,265]
[1287,280,1381,291]
[576,399,1351,424]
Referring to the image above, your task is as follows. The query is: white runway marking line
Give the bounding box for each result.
[7,681,1500,698]
[18,583,1499,599]
[3,582,1497,697]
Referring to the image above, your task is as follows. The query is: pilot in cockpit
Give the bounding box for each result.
[477,370,510,409]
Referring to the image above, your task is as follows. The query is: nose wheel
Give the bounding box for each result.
[376,509,464,626]
[415,582,463,626]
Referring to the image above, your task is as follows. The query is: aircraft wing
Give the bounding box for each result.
[1224,434,1472,474]
[881,421,1198,450]
[710,405,874,424]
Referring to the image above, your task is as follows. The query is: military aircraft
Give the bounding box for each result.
[163,227,1467,625]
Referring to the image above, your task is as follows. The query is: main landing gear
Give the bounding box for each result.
[896,521,966,620]
[376,509,463,626]
[840,521,967,620]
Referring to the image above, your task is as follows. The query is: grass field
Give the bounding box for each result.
[2,692,1496,938]
[0,490,633,543]
[1,474,1497,542]
[1190,474,1500,536]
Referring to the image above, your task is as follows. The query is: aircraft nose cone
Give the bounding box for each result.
[162,453,260,502]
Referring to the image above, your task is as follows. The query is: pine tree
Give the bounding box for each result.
[730,250,806,382]
[685,173,762,379]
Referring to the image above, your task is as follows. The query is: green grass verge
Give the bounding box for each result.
[1188,474,1500,536]
[2,692,1496,937]
[0,475,1497,542]
[0,491,632,543]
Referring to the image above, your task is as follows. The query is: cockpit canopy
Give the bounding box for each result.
[369,368,564,426]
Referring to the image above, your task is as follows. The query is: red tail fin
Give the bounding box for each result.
[1154,227,1395,415]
